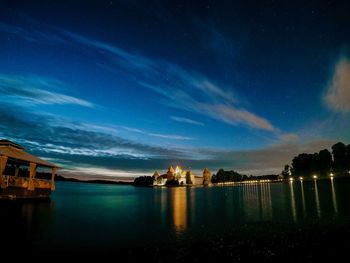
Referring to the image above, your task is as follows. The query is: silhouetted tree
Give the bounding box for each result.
[346,144,350,171]
[318,149,333,176]
[165,179,179,186]
[286,142,350,178]
[311,153,319,174]
[292,153,316,177]
[134,176,154,186]
[281,164,291,178]
[212,169,244,183]
[332,142,347,173]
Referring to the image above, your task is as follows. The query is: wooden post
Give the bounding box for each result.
[28,162,37,191]
[51,167,57,191]
[0,156,8,188]
[15,164,19,177]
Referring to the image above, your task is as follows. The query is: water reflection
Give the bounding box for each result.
[1,179,349,250]
[170,187,187,234]
[0,200,54,242]
[260,183,272,220]
[330,178,338,214]
[300,181,306,217]
[241,183,272,221]
[314,180,321,218]
[289,181,297,222]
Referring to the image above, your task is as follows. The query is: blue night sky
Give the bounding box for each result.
[1,0,350,180]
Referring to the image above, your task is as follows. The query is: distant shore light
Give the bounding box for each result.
[299,177,303,181]
[313,175,317,179]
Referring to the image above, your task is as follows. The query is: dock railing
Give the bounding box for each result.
[1,175,51,189]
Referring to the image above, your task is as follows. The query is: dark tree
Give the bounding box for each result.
[332,142,347,173]
[318,149,333,176]
[311,153,319,175]
[292,153,318,177]
[212,169,244,183]
[134,176,154,186]
[346,144,350,171]
[287,142,350,178]
[165,179,179,186]
[281,164,291,178]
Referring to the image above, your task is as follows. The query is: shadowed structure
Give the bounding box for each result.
[0,139,59,199]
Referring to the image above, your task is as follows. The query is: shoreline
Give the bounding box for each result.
[55,173,350,187]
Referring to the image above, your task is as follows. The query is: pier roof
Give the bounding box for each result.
[0,140,58,168]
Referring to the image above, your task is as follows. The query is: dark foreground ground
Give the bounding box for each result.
[2,221,349,261]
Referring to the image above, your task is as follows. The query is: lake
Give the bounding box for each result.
[1,177,350,256]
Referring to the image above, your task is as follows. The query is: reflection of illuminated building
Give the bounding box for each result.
[171,187,187,232]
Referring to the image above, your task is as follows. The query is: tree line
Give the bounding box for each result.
[212,169,248,183]
[282,142,350,178]
[212,169,280,183]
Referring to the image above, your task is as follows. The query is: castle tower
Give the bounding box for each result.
[202,168,211,185]
[175,166,182,180]
[153,171,160,179]
[186,170,193,184]
[167,166,175,180]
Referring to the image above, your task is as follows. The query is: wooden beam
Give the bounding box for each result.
[51,167,57,191]
[15,164,19,177]
[0,156,8,188]
[28,162,37,191]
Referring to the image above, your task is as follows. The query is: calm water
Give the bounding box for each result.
[2,178,350,250]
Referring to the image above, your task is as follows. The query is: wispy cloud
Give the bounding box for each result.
[324,56,350,112]
[73,33,276,131]
[0,22,66,44]
[279,133,299,143]
[0,74,93,107]
[0,21,276,131]
[141,81,275,131]
[65,34,267,131]
[121,126,192,140]
[61,30,157,73]
[195,104,275,131]
[61,166,149,181]
[171,116,204,126]
[0,104,336,178]
[0,105,192,160]
[148,133,192,140]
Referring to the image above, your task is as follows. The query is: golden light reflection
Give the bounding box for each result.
[241,183,272,221]
[171,187,187,234]
[300,180,306,217]
[289,181,297,222]
[330,178,338,214]
[260,183,272,220]
[21,201,54,233]
[314,180,321,218]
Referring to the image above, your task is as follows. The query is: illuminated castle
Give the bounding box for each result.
[153,166,211,186]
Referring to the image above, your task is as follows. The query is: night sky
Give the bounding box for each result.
[1,0,350,180]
